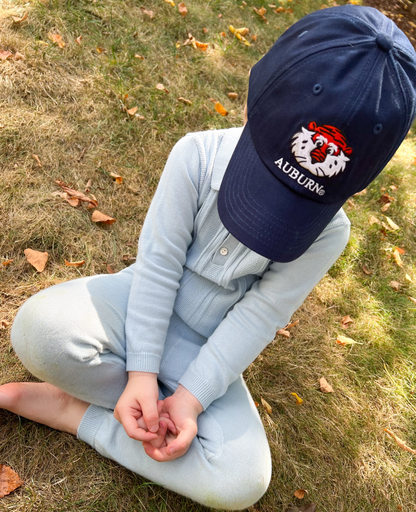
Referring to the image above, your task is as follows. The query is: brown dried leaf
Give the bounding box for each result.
[215,102,228,116]
[177,97,192,105]
[85,179,92,192]
[32,154,42,167]
[393,249,403,268]
[277,328,290,338]
[354,188,367,196]
[0,50,13,60]
[389,280,400,291]
[319,377,334,393]
[156,83,169,93]
[2,259,13,266]
[106,263,115,274]
[110,172,123,184]
[227,92,238,100]
[341,315,353,328]
[368,215,379,226]
[1,320,10,328]
[0,465,24,498]
[294,489,307,499]
[135,54,144,59]
[48,33,65,48]
[261,397,272,414]
[140,7,155,18]
[75,35,82,45]
[409,297,416,305]
[253,6,267,21]
[24,248,48,272]
[362,264,372,275]
[14,52,25,60]
[384,429,416,455]
[127,107,138,116]
[380,202,391,212]
[55,180,98,207]
[91,210,116,225]
[178,2,187,17]
[202,27,208,33]
[380,192,394,204]
[286,319,299,329]
[65,260,85,267]
[384,216,400,231]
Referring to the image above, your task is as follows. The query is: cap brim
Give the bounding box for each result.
[218,123,345,262]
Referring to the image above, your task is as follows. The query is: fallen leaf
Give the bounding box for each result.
[228,92,238,100]
[65,259,85,267]
[253,6,267,21]
[127,106,138,115]
[291,392,303,405]
[319,377,334,393]
[341,315,353,328]
[14,52,25,60]
[110,172,123,184]
[409,297,416,305]
[384,428,416,455]
[251,34,257,41]
[336,335,361,346]
[277,328,290,337]
[2,259,13,266]
[75,35,82,45]
[380,192,394,204]
[156,83,169,93]
[389,280,400,291]
[32,154,42,167]
[178,2,187,17]
[362,264,372,275]
[354,188,367,196]
[261,397,272,414]
[140,7,155,18]
[286,319,299,329]
[395,247,406,254]
[12,12,28,23]
[405,274,412,282]
[55,180,98,207]
[215,102,228,116]
[368,215,380,226]
[380,202,391,212]
[347,199,355,208]
[24,248,48,272]
[177,97,192,105]
[294,489,307,499]
[96,47,105,53]
[1,320,10,328]
[0,50,13,60]
[194,40,208,50]
[106,263,115,274]
[384,216,400,231]
[393,249,403,267]
[122,255,136,261]
[220,31,226,37]
[228,25,251,45]
[0,465,24,498]
[165,0,175,5]
[91,210,116,225]
[203,27,208,33]
[254,401,259,407]
[48,33,65,48]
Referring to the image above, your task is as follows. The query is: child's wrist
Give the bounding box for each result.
[128,371,157,381]
[174,385,203,415]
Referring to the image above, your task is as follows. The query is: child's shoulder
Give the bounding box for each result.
[182,127,243,157]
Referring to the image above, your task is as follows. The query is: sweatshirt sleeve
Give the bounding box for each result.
[179,215,350,409]
[125,134,202,374]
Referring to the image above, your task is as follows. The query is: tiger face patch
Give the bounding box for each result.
[291,122,352,178]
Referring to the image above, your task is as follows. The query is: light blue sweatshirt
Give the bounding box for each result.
[125,127,350,410]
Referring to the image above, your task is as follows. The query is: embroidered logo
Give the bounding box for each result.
[291,122,352,178]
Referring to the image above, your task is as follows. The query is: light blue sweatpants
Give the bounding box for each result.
[10,267,272,510]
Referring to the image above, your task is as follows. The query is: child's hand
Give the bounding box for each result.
[114,371,160,442]
[137,413,177,449]
[142,385,203,462]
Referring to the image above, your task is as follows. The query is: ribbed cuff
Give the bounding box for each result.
[179,371,218,410]
[77,404,106,447]
[126,352,161,374]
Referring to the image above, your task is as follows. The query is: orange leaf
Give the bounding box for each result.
[319,377,334,393]
[203,27,208,33]
[286,319,299,329]
[110,172,123,184]
[393,249,403,267]
[178,2,187,17]
[48,33,65,48]
[395,246,405,254]
[214,102,228,116]
[12,12,28,23]
[91,210,116,225]
[55,180,98,207]
[0,50,13,60]
[384,429,416,455]
[194,40,208,50]
[24,248,48,272]
[75,36,82,45]
[0,465,24,498]
[294,489,308,499]
[1,320,10,328]
[32,154,42,167]
[177,97,192,105]
[127,106,138,115]
[253,6,267,21]
[2,259,13,266]
[96,47,105,53]
[65,259,85,267]
[106,263,115,274]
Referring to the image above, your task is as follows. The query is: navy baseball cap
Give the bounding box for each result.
[218,5,416,262]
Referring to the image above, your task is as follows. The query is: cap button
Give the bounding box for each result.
[376,33,394,52]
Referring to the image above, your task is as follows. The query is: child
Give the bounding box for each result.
[3,5,416,510]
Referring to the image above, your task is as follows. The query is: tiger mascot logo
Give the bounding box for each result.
[291,122,353,178]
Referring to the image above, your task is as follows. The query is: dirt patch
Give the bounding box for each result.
[363,0,416,48]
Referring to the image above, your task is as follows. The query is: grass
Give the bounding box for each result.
[1,0,416,510]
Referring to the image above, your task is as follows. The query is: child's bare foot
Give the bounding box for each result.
[0,382,89,435]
